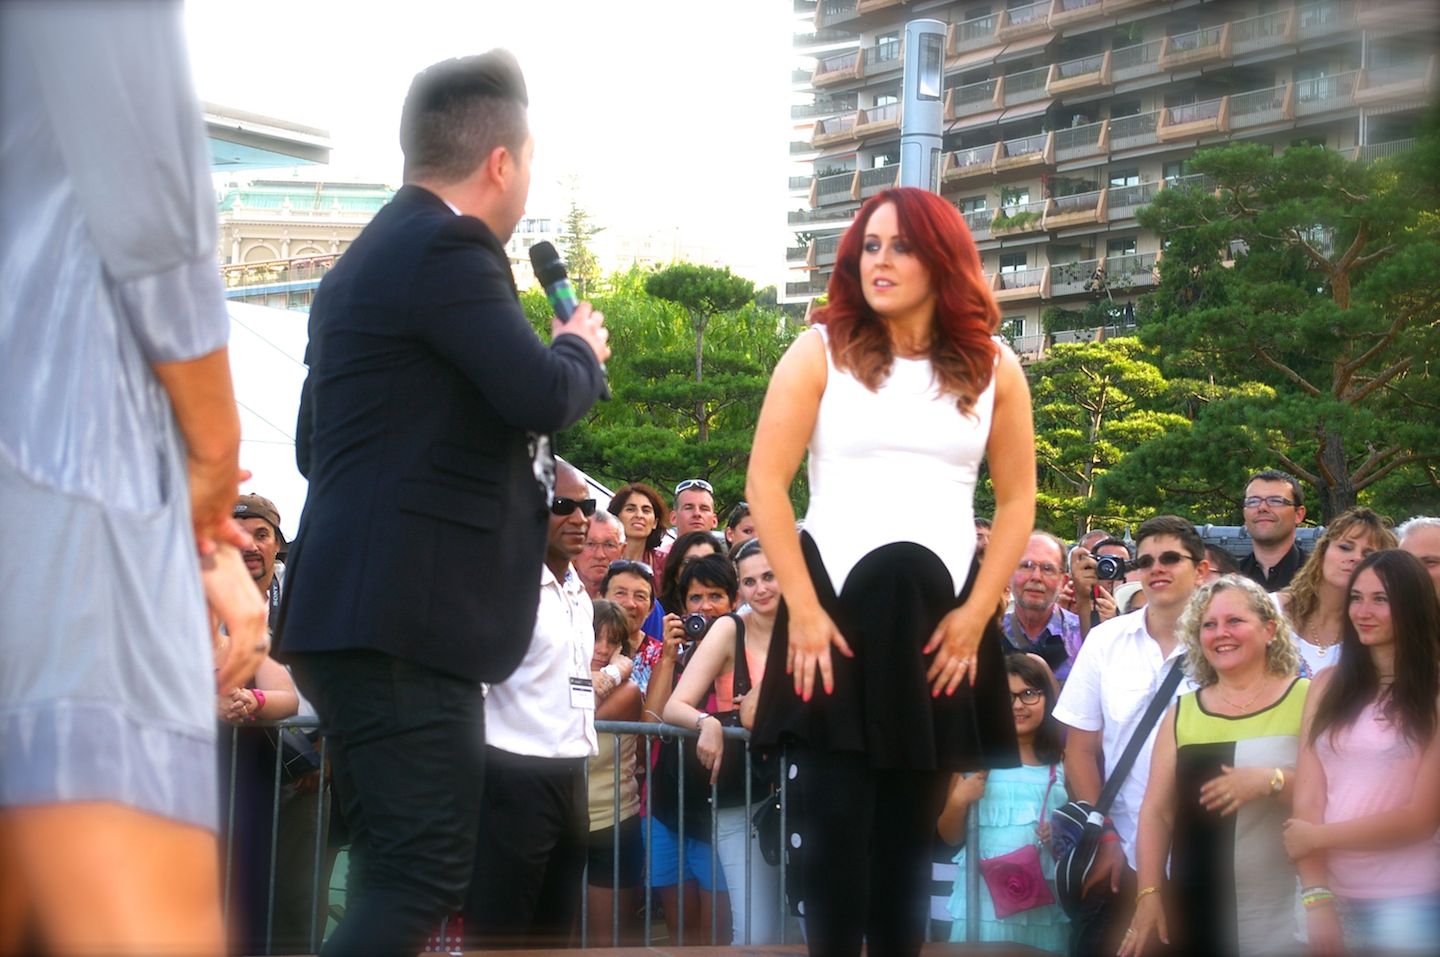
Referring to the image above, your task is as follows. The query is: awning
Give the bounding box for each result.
[947,47,998,73]
[995,32,1056,64]
[999,100,1052,124]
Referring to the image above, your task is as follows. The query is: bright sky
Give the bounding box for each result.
[184,0,796,287]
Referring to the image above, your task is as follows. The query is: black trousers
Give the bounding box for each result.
[463,747,588,949]
[289,651,486,957]
[789,747,949,957]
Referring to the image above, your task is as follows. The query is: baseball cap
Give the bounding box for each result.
[234,494,284,543]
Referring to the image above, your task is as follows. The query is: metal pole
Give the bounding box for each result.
[579,751,589,949]
[266,731,283,955]
[779,745,789,946]
[965,797,981,942]
[676,734,685,945]
[612,732,622,947]
[900,18,947,193]
[308,735,328,954]
[743,745,753,946]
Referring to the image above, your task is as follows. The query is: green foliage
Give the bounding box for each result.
[540,265,798,514]
[1111,131,1440,520]
[559,197,601,298]
[992,209,1042,231]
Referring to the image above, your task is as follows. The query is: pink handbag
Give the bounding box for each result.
[976,765,1057,919]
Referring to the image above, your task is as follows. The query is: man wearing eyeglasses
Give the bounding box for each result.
[1053,515,1208,957]
[465,463,598,947]
[1237,470,1308,590]
[577,509,625,599]
[1003,532,1082,680]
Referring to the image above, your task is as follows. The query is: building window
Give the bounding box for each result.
[964,4,993,20]
[958,195,988,213]
[1108,97,1142,119]
[1107,237,1137,257]
[1162,160,1190,182]
[1003,315,1026,339]
[1108,168,1140,187]
[1000,186,1031,207]
[1000,252,1028,273]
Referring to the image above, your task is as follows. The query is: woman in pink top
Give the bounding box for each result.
[1286,549,1440,954]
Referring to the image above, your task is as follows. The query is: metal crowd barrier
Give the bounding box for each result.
[221,716,985,953]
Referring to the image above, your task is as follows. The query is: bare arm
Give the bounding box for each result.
[663,617,738,784]
[1122,708,1178,957]
[642,615,685,722]
[936,771,988,845]
[924,347,1036,694]
[1064,726,1106,806]
[596,680,642,722]
[1286,671,1345,955]
[745,329,851,701]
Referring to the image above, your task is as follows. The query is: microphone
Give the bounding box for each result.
[529,241,580,322]
[529,241,609,399]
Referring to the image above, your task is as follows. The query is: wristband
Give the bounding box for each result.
[695,713,714,733]
[252,689,266,713]
[1099,831,1120,844]
[1302,888,1335,910]
[601,664,623,683]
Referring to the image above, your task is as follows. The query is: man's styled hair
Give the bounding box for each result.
[678,554,738,604]
[1246,469,1304,509]
[1134,515,1205,561]
[400,50,529,184]
[1398,515,1440,541]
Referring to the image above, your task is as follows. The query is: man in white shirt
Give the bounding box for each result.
[464,463,598,947]
[1053,515,1209,957]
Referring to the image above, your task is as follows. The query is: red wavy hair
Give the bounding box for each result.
[814,187,1000,412]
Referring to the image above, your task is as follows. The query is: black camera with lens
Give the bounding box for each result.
[1094,554,1133,581]
[683,613,710,638]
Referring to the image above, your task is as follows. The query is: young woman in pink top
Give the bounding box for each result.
[1286,549,1440,954]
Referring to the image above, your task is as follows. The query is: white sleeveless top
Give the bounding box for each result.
[803,324,997,595]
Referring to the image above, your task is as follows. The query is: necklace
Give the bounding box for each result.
[1214,678,1271,715]
[1305,622,1340,657]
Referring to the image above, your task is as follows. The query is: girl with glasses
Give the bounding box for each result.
[746,187,1036,956]
[941,653,1069,953]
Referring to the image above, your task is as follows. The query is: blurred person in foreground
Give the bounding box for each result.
[0,3,267,953]
[748,187,1035,957]
[274,50,609,957]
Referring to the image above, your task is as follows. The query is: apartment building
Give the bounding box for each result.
[785,0,1438,357]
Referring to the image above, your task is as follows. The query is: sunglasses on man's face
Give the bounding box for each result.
[551,497,597,517]
[1132,550,1194,571]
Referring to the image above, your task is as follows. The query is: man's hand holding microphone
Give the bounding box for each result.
[530,241,611,394]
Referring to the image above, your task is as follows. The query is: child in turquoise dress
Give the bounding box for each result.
[942,653,1069,953]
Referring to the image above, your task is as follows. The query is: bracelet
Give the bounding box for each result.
[601,663,623,683]
[1135,886,1159,906]
[252,689,266,713]
[1302,888,1336,911]
[1099,831,1120,844]
[1269,767,1285,795]
[695,713,714,733]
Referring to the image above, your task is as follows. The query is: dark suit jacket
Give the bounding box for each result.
[276,185,605,683]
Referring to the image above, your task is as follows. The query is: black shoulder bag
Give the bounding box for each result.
[1051,656,1185,916]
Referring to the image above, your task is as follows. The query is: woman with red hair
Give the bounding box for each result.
[748,188,1037,956]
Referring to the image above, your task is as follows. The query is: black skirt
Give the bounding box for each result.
[752,531,1018,772]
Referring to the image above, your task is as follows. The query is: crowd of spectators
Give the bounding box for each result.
[224,468,1440,955]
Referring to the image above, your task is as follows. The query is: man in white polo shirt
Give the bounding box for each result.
[464,462,599,948]
[1053,515,1208,957]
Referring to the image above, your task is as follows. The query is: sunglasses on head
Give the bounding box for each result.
[551,497,597,517]
[607,559,654,581]
[733,538,763,562]
[1133,550,1194,571]
[675,478,714,496]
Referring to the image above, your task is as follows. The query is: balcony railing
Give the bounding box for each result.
[859,101,900,125]
[789,140,817,155]
[816,0,857,28]
[1232,9,1295,55]
[788,175,811,190]
[1004,65,1051,106]
[1109,110,1159,150]
[1104,252,1158,287]
[792,97,855,119]
[1165,172,1219,194]
[1230,85,1291,129]
[1355,138,1416,162]
[1003,0,1049,31]
[953,14,998,52]
[1052,188,1104,213]
[1295,71,1358,116]
[1297,0,1354,38]
[814,49,861,83]
[1000,132,1048,159]
[998,266,1046,290]
[1056,119,1108,160]
[993,199,1048,233]
[815,169,855,200]
[1050,0,1104,26]
[787,206,856,225]
[1057,53,1106,79]
[812,112,859,144]
[1166,97,1224,126]
[950,77,999,117]
[863,40,902,71]
[1108,181,1158,214]
[949,144,996,172]
[1050,258,1103,295]
[962,208,992,239]
[858,165,898,198]
[1111,40,1161,81]
[814,234,842,266]
[786,278,829,296]
[786,245,809,263]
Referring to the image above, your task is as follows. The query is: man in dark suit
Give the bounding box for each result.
[275,50,609,957]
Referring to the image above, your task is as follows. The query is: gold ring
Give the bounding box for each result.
[1125,929,1136,936]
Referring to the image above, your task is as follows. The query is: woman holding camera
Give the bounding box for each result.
[747,188,1035,957]
[664,540,788,944]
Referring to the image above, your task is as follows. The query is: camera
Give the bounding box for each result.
[683,613,710,638]
[1095,554,1133,580]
